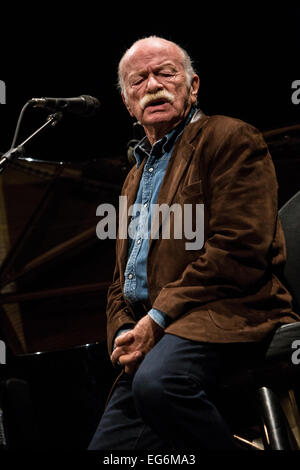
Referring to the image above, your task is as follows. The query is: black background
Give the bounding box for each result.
[0,6,300,453]
[0,6,299,164]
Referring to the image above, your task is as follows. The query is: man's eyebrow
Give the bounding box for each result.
[157,62,177,69]
[127,62,177,80]
[153,62,178,72]
[127,71,144,80]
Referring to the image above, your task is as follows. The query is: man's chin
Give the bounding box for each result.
[142,108,176,126]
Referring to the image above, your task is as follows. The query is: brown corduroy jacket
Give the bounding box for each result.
[106,110,299,354]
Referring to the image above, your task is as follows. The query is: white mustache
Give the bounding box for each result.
[139,90,175,110]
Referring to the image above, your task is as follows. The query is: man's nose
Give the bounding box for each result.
[146,74,163,92]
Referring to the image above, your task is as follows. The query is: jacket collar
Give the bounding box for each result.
[133,106,198,167]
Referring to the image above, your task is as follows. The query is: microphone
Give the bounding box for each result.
[29,95,100,117]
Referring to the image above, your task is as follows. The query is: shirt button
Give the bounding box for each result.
[137,239,141,245]
[128,273,133,279]
[148,167,153,173]
[144,202,148,208]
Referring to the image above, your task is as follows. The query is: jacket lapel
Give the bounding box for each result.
[157,109,208,207]
[118,159,145,278]
[149,110,208,252]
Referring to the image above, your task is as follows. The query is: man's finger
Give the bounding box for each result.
[111,344,131,363]
[115,331,134,347]
[112,350,143,367]
[110,346,124,365]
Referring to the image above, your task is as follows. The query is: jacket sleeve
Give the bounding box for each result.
[106,255,136,355]
[105,167,138,355]
[152,120,279,319]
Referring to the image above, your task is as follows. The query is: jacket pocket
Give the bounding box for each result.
[206,307,248,331]
[179,179,203,204]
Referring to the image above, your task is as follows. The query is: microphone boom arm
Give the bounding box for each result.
[0,112,63,174]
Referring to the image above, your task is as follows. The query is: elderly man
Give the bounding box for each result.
[89,36,298,450]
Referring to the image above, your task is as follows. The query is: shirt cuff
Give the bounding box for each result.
[148,308,171,329]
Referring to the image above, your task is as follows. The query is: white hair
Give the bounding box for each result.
[117,36,197,98]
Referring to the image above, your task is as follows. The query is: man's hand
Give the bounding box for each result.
[111,315,164,375]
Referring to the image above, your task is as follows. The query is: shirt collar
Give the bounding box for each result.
[134,106,196,168]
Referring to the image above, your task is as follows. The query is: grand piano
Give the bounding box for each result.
[0,108,135,448]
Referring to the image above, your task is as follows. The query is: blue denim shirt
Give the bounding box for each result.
[116,108,195,340]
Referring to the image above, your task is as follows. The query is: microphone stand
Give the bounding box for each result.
[0,112,63,174]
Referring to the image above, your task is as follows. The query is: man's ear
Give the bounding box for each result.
[190,75,200,104]
[122,93,134,117]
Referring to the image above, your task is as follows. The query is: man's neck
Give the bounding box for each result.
[143,122,176,146]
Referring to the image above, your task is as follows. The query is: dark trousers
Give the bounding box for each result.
[88,334,256,451]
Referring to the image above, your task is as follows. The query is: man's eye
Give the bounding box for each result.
[158,71,176,79]
[132,78,144,86]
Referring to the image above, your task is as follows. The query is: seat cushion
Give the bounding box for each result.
[265,322,300,360]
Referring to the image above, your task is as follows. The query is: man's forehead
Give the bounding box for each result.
[122,39,183,72]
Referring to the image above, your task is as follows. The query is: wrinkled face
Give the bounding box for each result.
[120,39,199,134]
